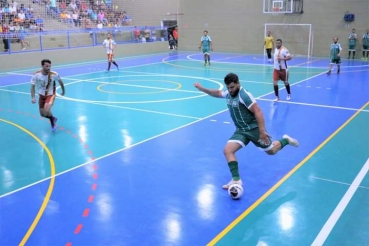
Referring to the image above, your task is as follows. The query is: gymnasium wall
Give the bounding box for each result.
[177,0,369,56]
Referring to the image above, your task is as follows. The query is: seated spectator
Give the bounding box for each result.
[18,10,25,21]
[60,11,67,23]
[26,4,34,13]
[72,10,80,26]
[35,15,44,31]
[68,0,77,11]
[133,26,140,41]
[59,1,66,10]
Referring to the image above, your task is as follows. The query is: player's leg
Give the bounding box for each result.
[337,58,341,74]
[107,53,112,71]
[352,44,356,59]
[282,69,291,100]
[111,54,119,70]
[327,59,334,74]
[207,52,211,65]
[222,131,249,189]
[267,48,272,62]
[273,69,280,101]
[40,95,57,130]
[203,50,207,65]
[362,45,366,60]
[248,128,299,156]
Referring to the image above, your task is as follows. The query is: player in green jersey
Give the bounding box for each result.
[362,29,369,60]
[348,29,357,59]
[327,37,342,75]
[194,73,299,189]
[199,30,213,66]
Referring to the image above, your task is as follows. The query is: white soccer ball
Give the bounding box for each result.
[228,183,244,200]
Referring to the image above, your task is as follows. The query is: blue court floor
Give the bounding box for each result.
[0,51,368,246]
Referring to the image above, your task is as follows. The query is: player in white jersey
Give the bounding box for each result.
[273,39,292,101]
[31,59,65,131]
[102,32,119,71]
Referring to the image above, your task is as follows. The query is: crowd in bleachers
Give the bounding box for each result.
[1,0,134,51]
[43,0,132,29]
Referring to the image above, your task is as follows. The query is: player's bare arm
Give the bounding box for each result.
[31,84,36,103]
[194,83,223,98]
[58,78,65,96]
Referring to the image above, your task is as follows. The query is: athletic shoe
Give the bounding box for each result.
[273,97,280,102]
[52,117,58,132]
[283,134,299,147]
[286,94,291,101]
[222,179,243,189]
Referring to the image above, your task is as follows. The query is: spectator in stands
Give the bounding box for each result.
[69,1,77,11]
[133,26,140,41]
[2,4,10,20]
[19,24,30,50]
[35,15,44,31]
[60,10,67,23]
[2,22,9,52]
[26,4,34,13]
[11,0,18,9]
[144,27,150,42]
[72,10,80,26]
[9,2,17,19]
[18,10,25,21]
[59,1,66,10]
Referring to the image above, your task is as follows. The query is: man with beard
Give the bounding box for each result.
[327,37,342,75]
[194,73,299,189]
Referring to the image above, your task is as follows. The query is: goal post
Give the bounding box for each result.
[264,23,313,58]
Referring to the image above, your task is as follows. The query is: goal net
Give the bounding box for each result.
[264,24,313,58]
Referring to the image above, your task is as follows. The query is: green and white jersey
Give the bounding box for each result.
[348,33,357,46]
[201,35,212,49]
[363,33,369,46]
[330,43,342,59]
[222,87,258,131]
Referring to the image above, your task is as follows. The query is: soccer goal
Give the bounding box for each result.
[264,24,313,58]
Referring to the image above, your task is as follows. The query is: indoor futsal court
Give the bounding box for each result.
[0,52,368,246]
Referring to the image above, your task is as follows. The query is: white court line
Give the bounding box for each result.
[311,176,369,190]
[0,108,229,199]
[257,98,369,113]
[0,52,173,75]
[0,70,328,198]
[0,61,164,88]
[311,158,369,246]
[185,53,369,69]
[0,87,201,120]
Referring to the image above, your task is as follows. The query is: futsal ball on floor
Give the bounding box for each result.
[228,184,244,200]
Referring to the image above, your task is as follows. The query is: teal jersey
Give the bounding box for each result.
[222,87,258,131]
[330,43,342,59]
[201,35,212,49]
[348,33,357,46]
[363,33,369,46]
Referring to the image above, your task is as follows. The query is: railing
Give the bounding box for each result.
[0,26,169,54]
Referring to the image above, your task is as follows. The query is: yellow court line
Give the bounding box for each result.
[0,119,56,246]
[207,101,369,246]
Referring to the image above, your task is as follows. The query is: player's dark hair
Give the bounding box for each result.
[224,73,239,85]
[204,30,208,33]
[41,59,51,66]
[276,38,282,43]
